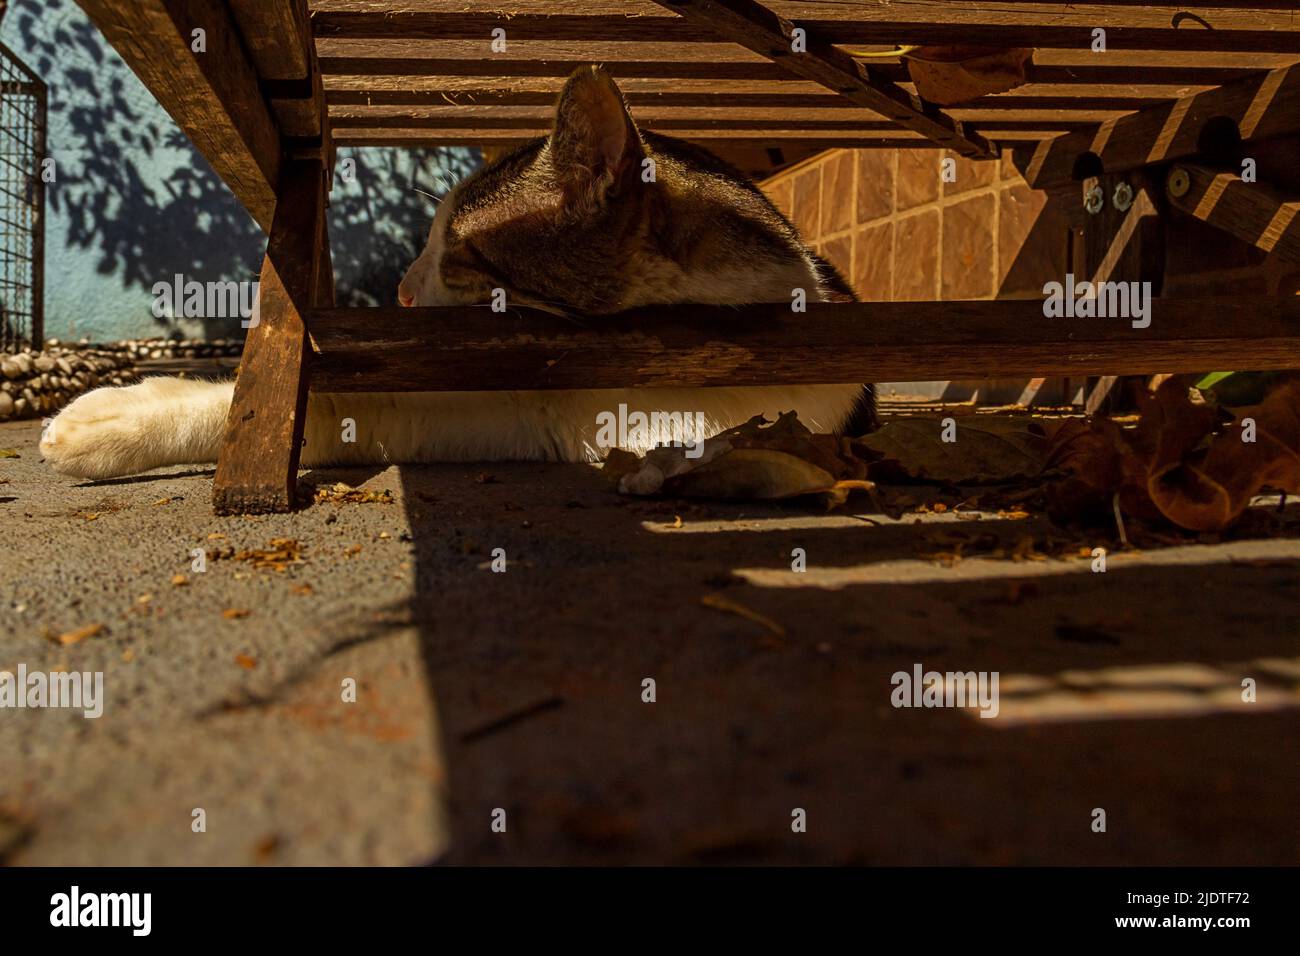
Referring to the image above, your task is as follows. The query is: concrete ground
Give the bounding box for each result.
[2,410,1300,866]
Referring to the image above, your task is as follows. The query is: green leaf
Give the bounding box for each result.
[1195,371,1234,390]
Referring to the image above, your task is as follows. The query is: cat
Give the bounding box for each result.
[41,66,873,481]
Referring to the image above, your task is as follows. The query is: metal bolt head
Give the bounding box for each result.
[1112,181,1134,211]
[1084,185,1104,214]
[1167,167,1191,198]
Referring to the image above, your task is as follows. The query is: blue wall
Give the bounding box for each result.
[2,0,478,342]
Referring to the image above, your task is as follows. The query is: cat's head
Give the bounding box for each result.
[397,66,819,315]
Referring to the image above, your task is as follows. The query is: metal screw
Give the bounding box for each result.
[1084,184,1104,214]
[1167,167,1191,198]
[1112,181,1134,211]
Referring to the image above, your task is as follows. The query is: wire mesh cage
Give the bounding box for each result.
[0,39,45,353]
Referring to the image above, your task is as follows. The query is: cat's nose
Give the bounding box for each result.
[398,288,415,308]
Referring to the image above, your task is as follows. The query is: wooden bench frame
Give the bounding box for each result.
[72,0,1300,513]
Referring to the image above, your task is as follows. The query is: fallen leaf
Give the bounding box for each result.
[0,449,19,459]
[290,583,314,596]
[700,593,786,637]
[234,653,258,669]
[222,608,251,620]
[233,538,304,572]
[253,833,281,861]
[312,482,394,505]
[605,412,872,500]
[858,416,1052,483]
[171,574,188,587]
[1048,378,1300,531]
[51,623,106,646]
[905,46,1033,105]
[1148,380,1300,530]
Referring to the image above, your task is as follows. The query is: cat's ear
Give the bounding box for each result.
[550,66,643,206]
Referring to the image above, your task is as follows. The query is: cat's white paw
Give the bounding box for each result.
[40,383,169,479]
[42,377,233,479]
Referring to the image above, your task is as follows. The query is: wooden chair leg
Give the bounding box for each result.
[213,158,325,515]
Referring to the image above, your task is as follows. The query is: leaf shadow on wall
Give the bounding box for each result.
[13,0,480,334]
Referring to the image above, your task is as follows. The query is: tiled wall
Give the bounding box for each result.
[759,143,1299,402]
[761,148,1069,303]
[760,147,1079,402]
[761,144,1300,304]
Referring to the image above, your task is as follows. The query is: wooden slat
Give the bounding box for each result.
[330,114,903,131]
[270,73,326,139]
[1167,162,1300,262]
[319,56,794,81]
[951,108,1132,124]
[330,105,883,122]
[647,0,995,157]
[319,48,1300,93]
[76,0,280,230]
[308,1,1300,53]
[214,159,326,515]
[1020,63,1300,187]
[307,297,1300,392]
[326,110,1094,135]
[316,37,764,61]
[330,130,943,148]
[317,34,1289,93]
[327,90,1157,113]
[231,0,326,139]
[314,42,1300,75]
[1082,171,1164,415]
[230,0,310,81]
[314,46,1300,85]
[317,80,1297,131]
[321,87,1179,121]
[320,88,1172,113]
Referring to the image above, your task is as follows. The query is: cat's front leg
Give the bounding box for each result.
[40,377,235,479]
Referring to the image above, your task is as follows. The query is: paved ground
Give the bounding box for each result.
[3,412,1300,865]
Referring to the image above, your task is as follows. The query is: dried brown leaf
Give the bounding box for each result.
[859,416,1051,483]
[700,593,786,637]
[906,46,1033,105]
[51,623,105,646]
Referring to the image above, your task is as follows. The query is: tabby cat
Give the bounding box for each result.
[42,66,872,480]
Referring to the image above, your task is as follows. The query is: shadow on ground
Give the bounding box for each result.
[396,461,1300,865]
[2,414,1298,865]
